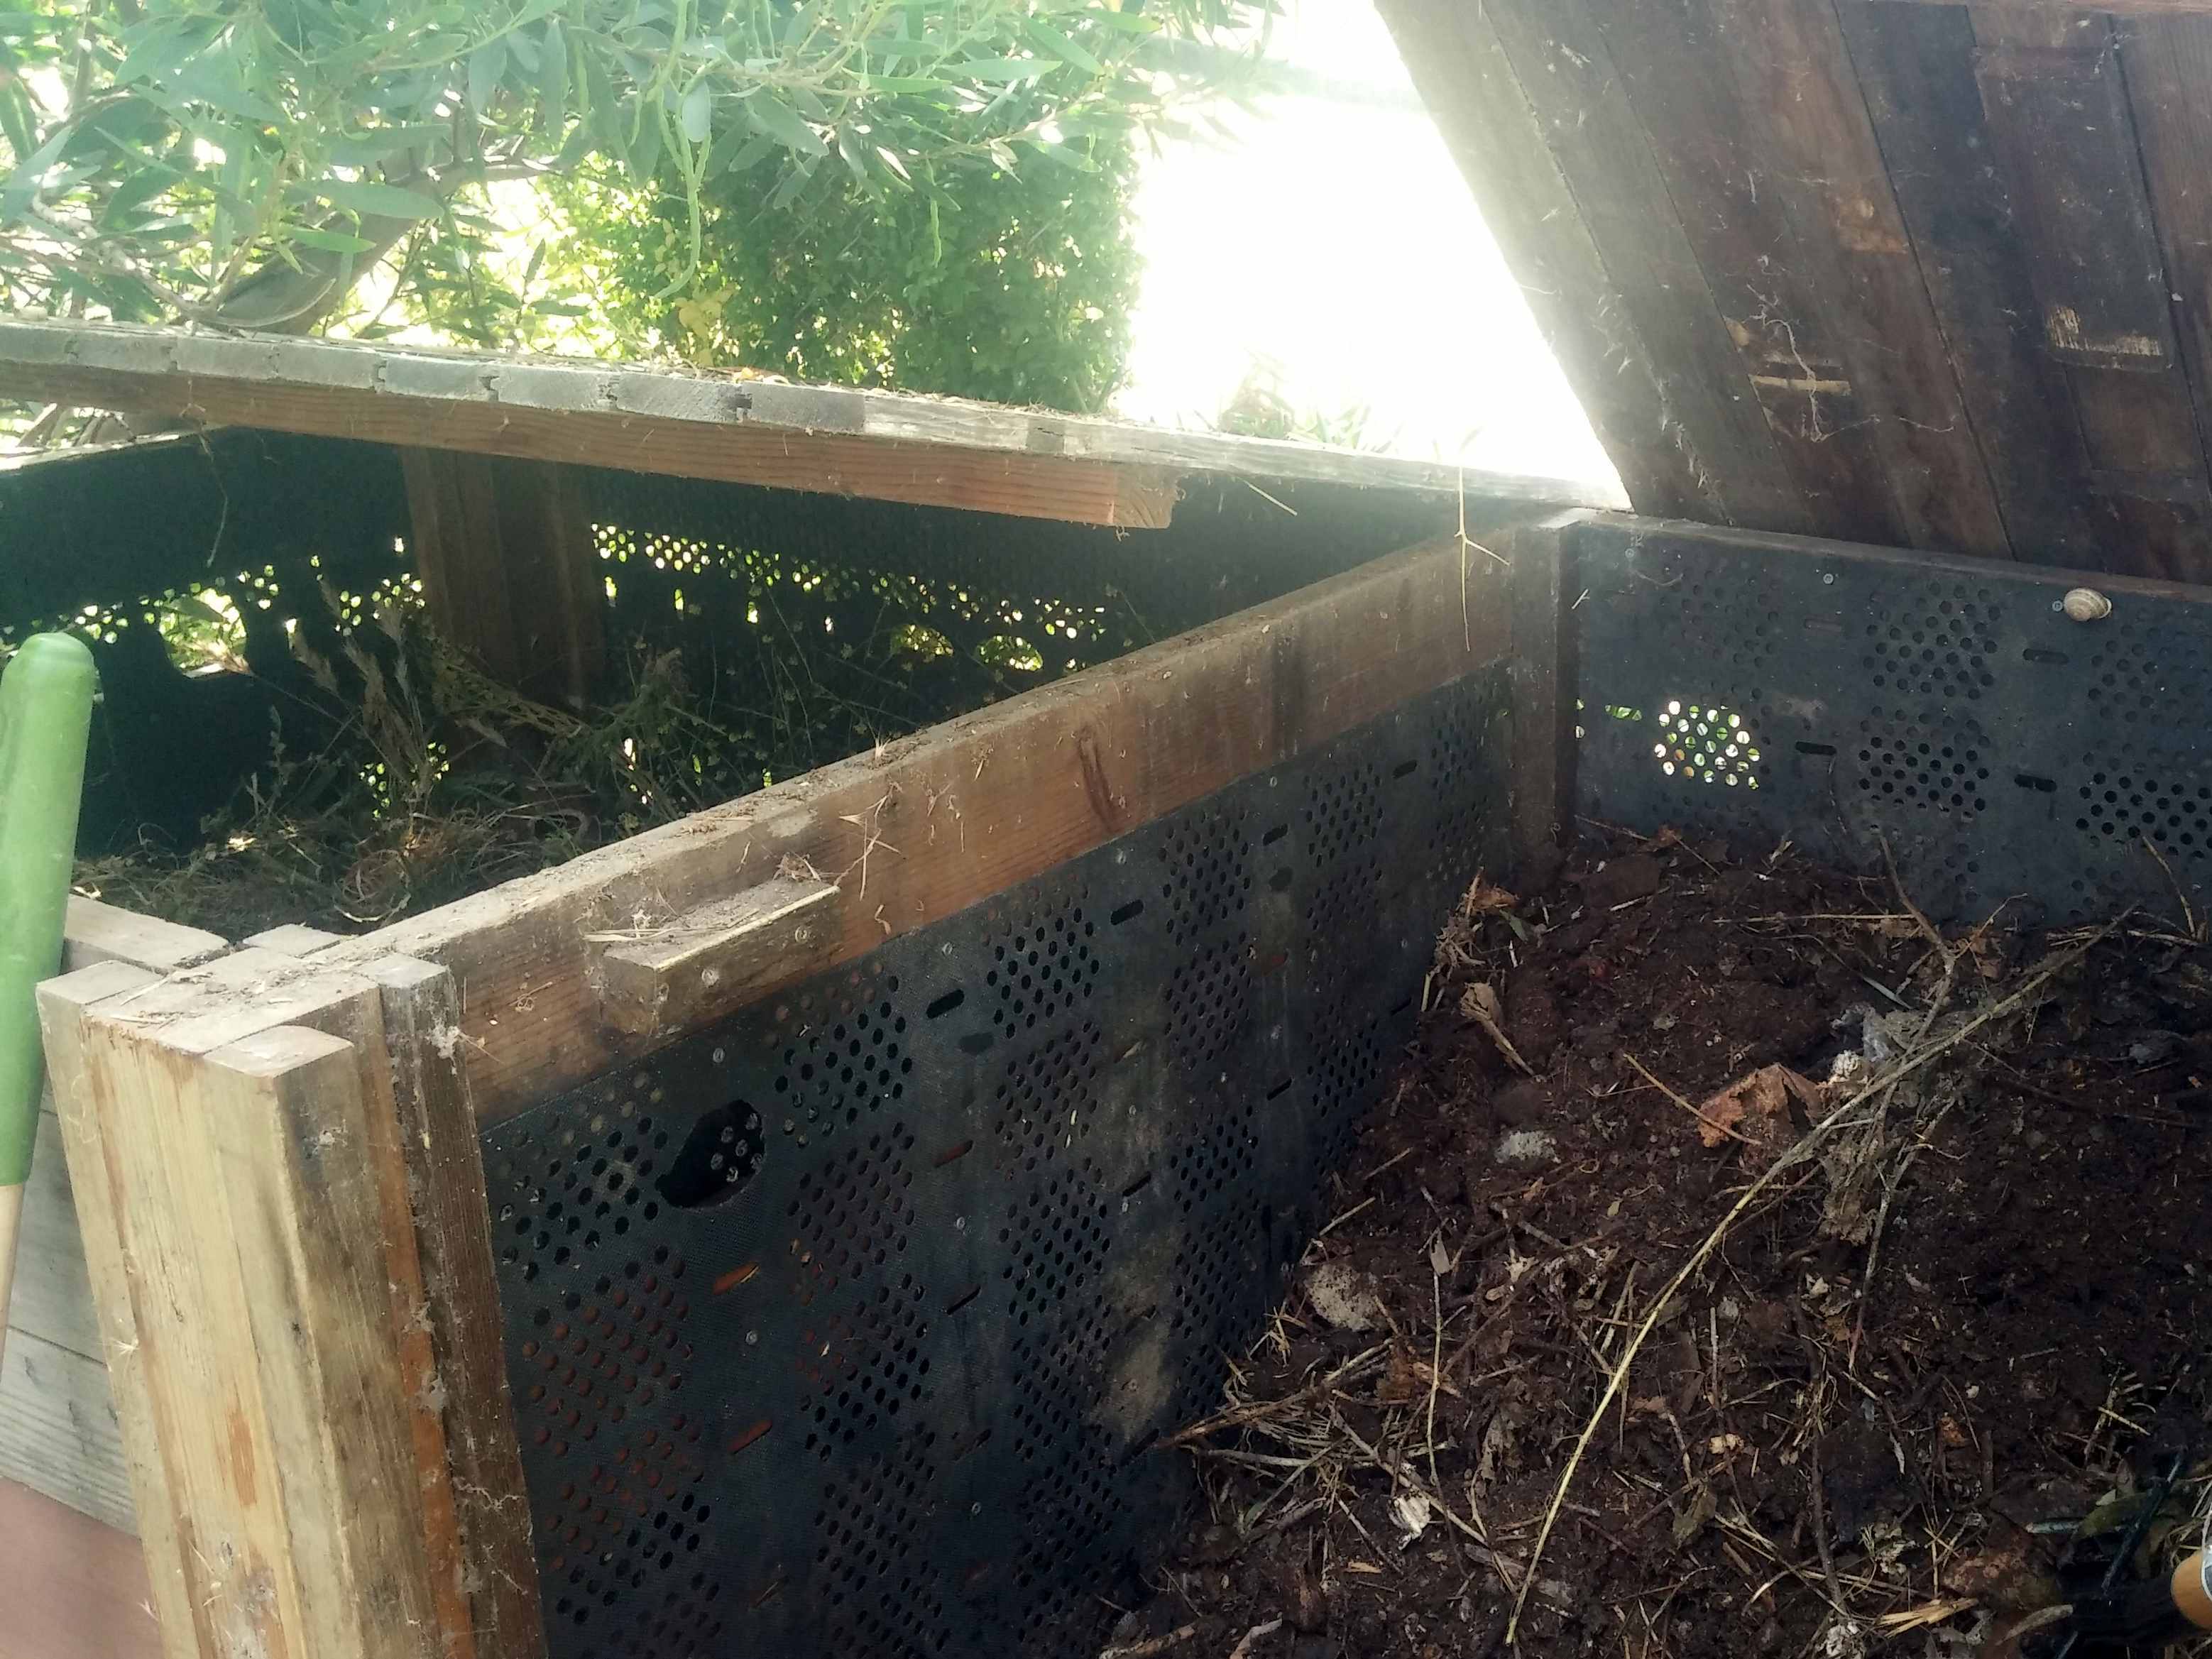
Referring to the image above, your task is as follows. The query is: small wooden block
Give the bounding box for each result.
[60,897,225,975]
[242,924,346,957]
[598,878,843,1036]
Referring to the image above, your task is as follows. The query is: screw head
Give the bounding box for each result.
[1822,572,1836,586]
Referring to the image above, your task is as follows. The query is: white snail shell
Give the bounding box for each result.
[2062,587,2112,622]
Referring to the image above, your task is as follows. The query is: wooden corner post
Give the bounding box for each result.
[1504,510,1587,875]
[38,946,542,1659]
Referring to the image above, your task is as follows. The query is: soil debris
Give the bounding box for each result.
[1142,831,2212,1659]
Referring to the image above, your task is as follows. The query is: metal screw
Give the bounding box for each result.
[1822,573,1836,586]
[1115,849,1127,865]
[1269,776,1279,788]
[941,941,955,956]
[970,1503,982,1516]
[745,1330,757,1346]
[954,1215,966,1230]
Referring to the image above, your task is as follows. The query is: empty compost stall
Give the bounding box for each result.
[0,319,1594,1659]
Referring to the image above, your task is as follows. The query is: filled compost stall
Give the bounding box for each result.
[4,327,1585,1659]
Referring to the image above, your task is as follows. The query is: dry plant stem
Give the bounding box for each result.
[1226,1619,1283,1659]
[1502,929,2113,1646]
[1099,1624,1200,1659]
[1623,1053,1758,1146]
[2140,831,2202,942]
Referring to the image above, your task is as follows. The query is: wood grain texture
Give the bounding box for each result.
[1504,515,1582,870]
[0,1476,159,1659]
[359,956,544,1659]
[10,1107,99,1359]
[313,525,1546,1121]
[1371,0,1712,521]
[0,319,1628,522]
[41,953,483,1659]
[0,1326,131,1534]
[60,897,224,975]
[598,877,843,1038]
[1834,0,2118,566]
[1704,0,2009,557]
[1968,7,2212,579]
[401,451,605,709]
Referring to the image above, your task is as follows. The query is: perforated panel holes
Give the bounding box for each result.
[772,990,911,1147]
[495,1096,673,1281]
[1159,808,1254,943]
[797,1274,931,1458]
[1164,938,1255,1073]
[518,1246,692,1457]
[994,1020,1105,1173]
[813,1437,948,1654]
[1000,1164,1112,1330]
[788,1123,918,1309]
[1863,585,1998,701]
[1857,713,1991,814]
[987,908,1099,1031]
[659,1102,765,1208]
[1653,701,1762,789]
[544,1416,716,1646]
[1303,760,1385,867]
[2076,771,2212,855]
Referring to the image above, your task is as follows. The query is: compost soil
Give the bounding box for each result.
[1133,833,2212,1659]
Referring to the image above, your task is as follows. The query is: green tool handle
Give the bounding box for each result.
[0,633,97,1342]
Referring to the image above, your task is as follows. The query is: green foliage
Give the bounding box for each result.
[0,0,1267,337]
[539,116,1139,410]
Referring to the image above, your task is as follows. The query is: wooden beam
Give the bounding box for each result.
[39,950,507,1659]
[293,521,1561,1121]
[598,876,843,1038]
[1372,0,1719,522]
[60,896,224,975]
[400,450,605,709]
[1862,0,2212,13]
[0,320,1627,527]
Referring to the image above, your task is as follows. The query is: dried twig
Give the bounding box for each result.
[1504,929,2113,1644]
[1225,1619,1283,1659]
[1624,1053,1758,1146]
[1098,1624,1199,1659]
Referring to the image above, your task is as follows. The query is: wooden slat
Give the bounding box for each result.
[1967,8,2212,581]
[358,956,544,1659]
[1835,0,2118,566]
[10,1108,99,1359]
[60,897,224,975]
[598,876,843,1038]
[401,451,606,709]
[1572,0,1914,547]
[305,523,1550,1121]
[1371,0,1712,521]
[1868,0,2212,13]
[0,1327,131,1535]
[0,319,1628,525]
[40,961,195,1659]
[0,1477,159,1659]
[2113,13,2212,545]
[1704,0,2010,556]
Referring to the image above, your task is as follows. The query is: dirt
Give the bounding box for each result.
[1132,832,2212,1659]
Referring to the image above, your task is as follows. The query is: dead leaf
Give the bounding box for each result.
[1697,1065,1823,1159]
[1376,1343,1425,1406]
[1460,982,1535,1076]
[1391,1491,1435,1542]
[1462,876,1520,914]
[1342,1560,1384,1576]
[1428,1236,1457,1277]
[1303,1263,1385,1332]
[1671,1481,1718,1547]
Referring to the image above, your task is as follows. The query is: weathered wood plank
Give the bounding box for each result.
[0,1476,159,1659]
[0,1328,131,1535]
[1835,0,2118,566]
[358,956,545,1659]
[2113,13,2212,554]
[1575,0,1915,548]
[401,451,605,710]
[1868,0,2212,13]
[1371,0,1712,521]
[1703,0,2010,556]
[9,1108,98,1360]
[60,897,224,975]
[311,524,1550,1121]
[598,876,843,1039]
[1969,8,2212,580]
[0,319,1628,522]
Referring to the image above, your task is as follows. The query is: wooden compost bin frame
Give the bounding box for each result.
[31,502,1582,1659]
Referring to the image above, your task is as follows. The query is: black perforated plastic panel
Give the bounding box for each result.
[480,667,1513,1659]
[1574,519,2212,924]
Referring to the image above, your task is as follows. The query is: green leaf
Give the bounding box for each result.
[466,43,503,116]
[539,20,569,128]
[308,177,446,220]
[1023,18,1101,75]
[287,225,378,253]
[327,125,447,167]
[744,91,826,155]
[0,80,35,165]
[679,81,713,146]
[951,58,1055,86]
[115,18,224,87]
[834,125,869,186]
